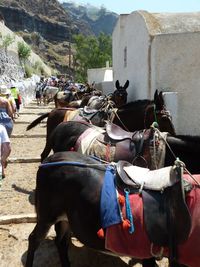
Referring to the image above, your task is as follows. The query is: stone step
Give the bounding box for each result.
[8,157,40,163]
[0,213,36,225]
[24,106,53,109]
[11,134,46,138]
[19,112,47,115]
[14,121,46,124]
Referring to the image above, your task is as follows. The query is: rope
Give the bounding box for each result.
[112,109,130,131]
[150,124,200,186]
[151,125,177,159]
[124,188,134,234]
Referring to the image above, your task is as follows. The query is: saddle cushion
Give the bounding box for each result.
[123,164,178,191]
[63,109,81,122]
[149,132,168,169]
[88,135,116,162]
[75,126,105,154]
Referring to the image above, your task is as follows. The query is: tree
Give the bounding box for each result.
[17,41,31,64]
[73,32,112,82]
[0,34,15,55]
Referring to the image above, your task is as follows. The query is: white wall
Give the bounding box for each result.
[94,81,114,95]
[112,12,150,101]
[87,67,114,94]
[112,11,200,135]
[151,32,200,135]
[87,67,113,84]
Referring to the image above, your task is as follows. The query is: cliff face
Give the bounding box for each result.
[0,6,72,42]
[0,0,118,74]
[0,0,94,42]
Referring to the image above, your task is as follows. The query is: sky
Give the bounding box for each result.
[59,0,200,14]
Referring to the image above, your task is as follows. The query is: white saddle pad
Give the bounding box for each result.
[123,165,179,191]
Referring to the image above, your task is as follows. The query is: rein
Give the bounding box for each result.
[111,109,130,131]
[151,125,200,187]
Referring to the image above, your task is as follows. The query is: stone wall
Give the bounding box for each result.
[0,49,24,83]
[0,49,39,106]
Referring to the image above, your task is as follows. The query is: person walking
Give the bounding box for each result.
[0,124,11,184]
[10,83,21,118]
[0,85,14,137]
[0,85,16,116]
[35,81,43,105]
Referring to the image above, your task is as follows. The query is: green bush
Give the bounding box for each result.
[24,64,33,78]
[18,42,31,63]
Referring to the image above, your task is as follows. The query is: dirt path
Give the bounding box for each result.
[0,100,168,267]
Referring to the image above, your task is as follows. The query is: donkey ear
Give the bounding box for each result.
[154,89,159,101]
[124,80,129,90]
[115,80,120,90]
[158,91,164,106]
[154,89,160,107]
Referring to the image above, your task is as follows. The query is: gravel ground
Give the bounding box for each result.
[0,101,168,267]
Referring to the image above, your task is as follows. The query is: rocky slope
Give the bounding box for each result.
[62,2,118,36]
[0,0,118,74]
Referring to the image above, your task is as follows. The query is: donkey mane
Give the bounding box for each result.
[119,99,152,111]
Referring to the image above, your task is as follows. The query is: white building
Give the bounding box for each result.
[112,10,200,135]
[87,61,114,94]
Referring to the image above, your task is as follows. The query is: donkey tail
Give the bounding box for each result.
[26,112,49,131]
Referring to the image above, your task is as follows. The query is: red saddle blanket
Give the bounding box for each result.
[104,173,198,260]
[100,167,155,258]
[105,191,155,259]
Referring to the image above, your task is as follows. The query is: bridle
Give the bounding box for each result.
[110,89,128,107]
[144,103,173,129]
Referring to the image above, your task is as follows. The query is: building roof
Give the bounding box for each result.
[131,10,200,35]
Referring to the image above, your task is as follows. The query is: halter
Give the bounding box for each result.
[110,89,128,108]
[151,125,200,187]
[144,103,172,129]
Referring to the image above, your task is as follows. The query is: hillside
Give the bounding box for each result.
[0,0,118,75]
[0,21,51,83]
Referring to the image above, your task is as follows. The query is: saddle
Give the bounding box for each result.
[115,160,192,264]
[104,122,153,165]
[106,121,134,140]
[83,106,99,115]
[79,106,104,124]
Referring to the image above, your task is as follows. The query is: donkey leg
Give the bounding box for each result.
[142,258,158,267]
[40,142,52,162]
[25,222,51,267]
[54,221,71,267]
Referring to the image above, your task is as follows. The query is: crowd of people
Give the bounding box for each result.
[34,75,95,106]
[0,82,22,184]
[0,76,94,186]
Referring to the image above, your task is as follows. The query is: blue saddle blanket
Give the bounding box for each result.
[100,166,122,229]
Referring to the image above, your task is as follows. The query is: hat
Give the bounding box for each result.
[0,85,11,95]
